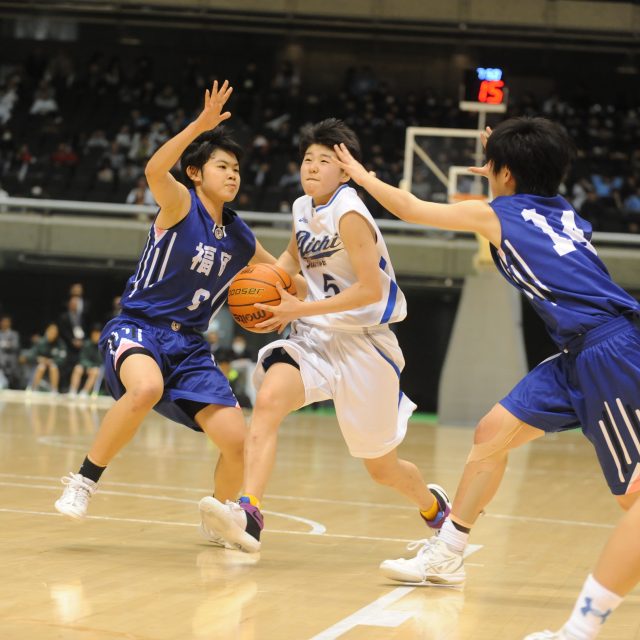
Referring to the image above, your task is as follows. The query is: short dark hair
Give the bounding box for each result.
[485,117,573,196]
[180,127,244,187]
[299,118,362,162]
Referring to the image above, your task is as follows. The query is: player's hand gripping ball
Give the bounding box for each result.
[227,264,297,333]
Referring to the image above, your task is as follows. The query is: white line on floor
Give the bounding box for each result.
[308,587,416,639]
[0,473,617,531]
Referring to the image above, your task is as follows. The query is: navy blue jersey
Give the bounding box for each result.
[490,194,639,347]
[121,190,256,332]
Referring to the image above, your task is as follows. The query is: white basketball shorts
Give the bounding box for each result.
[253,321,416,458]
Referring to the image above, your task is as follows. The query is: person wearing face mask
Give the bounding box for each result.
[230,335,252,360]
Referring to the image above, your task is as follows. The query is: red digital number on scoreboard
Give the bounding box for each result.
[478,80,505,104]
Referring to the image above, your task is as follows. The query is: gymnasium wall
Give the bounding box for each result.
[102,0,640,34]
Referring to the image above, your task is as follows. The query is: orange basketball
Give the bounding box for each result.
[227,263,296,333]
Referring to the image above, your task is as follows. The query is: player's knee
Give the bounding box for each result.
[253,388,290,421]
[615,492,639,511]
[474,413,500,445]
[128,381,163,411]
[363,459,395,486]
[467,415,513,464]
[218,435,244,465]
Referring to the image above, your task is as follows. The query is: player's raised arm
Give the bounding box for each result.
[333,142,500,246]
[145,80,233,229]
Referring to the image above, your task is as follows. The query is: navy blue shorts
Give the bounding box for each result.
[99,314,238,431]
[501,315,640,496]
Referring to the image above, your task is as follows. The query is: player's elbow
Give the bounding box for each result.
[144,162,159,180]
[361,281,383,306]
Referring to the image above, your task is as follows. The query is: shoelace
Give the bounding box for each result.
[406,537,436,558]
[61,473,95,503]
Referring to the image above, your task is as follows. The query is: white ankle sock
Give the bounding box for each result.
[437,518,468,554]
[561,574,622,640]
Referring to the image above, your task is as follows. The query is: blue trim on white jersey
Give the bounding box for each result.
[378,256,398,324]
[314,184,350,212]
[373,344,403,406]
[374,345,400,377]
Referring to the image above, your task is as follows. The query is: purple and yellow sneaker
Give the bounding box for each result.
[421,483,451,529]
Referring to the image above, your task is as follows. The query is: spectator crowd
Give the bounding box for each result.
[0,281,257,408]
[0,48,638,232]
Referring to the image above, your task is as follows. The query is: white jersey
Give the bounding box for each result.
[293,184,406,329]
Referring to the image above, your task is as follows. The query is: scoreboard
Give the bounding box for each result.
[460,67,508,112]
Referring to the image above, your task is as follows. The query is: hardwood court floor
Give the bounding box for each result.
[0,391,638,640]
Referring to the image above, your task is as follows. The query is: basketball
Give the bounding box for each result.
[227,263,297,333]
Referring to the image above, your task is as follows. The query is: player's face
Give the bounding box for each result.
[301,144,348,205]
[199,149,241,203]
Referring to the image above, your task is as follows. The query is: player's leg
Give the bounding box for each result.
[524,493,640,640]
[380,352,576,585]
[195,404,245,502]
[363,451,450,527]
[55,353,163,519]
[87,354,163,464]
[199,361,305,553]
[335,330,450,527]
[525,326,640,639]
[593,491,640,595]
[195,403,247,549]
[362,404,531,533]
[243,361,306,500]
[450,402,544,528]
[379,403,543,585]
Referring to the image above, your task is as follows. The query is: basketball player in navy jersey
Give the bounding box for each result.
[54,81,282,546]
[334,118,640,640]
[198,118,451,555]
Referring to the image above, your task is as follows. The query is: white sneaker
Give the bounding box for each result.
[54,473,97,520]
[523,632,571,640]
[198,506,232,549]
[380,537,465,586]
[198,497,262,553]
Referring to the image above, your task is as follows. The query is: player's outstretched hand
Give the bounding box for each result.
[332,143,371,186]
[468,162,490,178]
[255,283,303,334]
[468,127,492,178]
[194,80,233,132]
[480,125,492,149]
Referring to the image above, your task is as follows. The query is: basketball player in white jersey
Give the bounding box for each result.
[199,118,451,554]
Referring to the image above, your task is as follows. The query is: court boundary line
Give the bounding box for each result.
[0,507,484,555]
[0,473,617,530]
[307,542,480,639]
